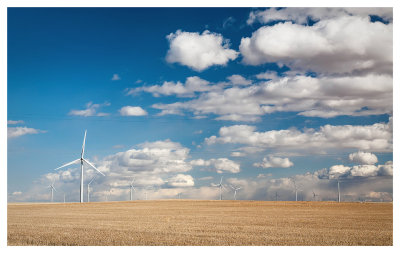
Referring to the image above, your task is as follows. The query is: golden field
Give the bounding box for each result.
[7,200,392,246]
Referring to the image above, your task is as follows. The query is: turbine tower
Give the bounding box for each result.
[54,130,105,203]
[275,191,279,201]
[312,190,319,201]
[230,185,242,200]
[87,177,96,202]
[337,179,341,202]
[129,178,136,201]
[48,180,57,202]
[215,176,226,200]
[292,178,302,201]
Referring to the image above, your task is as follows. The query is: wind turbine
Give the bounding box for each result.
[87,176,96,202]
[312,190,319,201]
[292,178,302,201]
[54,130,105,203]
[215,176,226,200]
[230,185,242,200]
[337,179,341,202]
[129,178,136,201]
[48,179,57,202]
[275,191,280,201]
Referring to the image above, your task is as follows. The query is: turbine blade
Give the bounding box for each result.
[52,186,57,192]
[88,176,96,185]
[83,158,105,176]
[81,130,87,158]
[220,176,223,184]
[55,159,80,170]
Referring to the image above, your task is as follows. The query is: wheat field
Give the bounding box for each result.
[7,200,392,246]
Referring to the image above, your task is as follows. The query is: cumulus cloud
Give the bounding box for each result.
[240,15,392,75]
[167,174,195,187]
[69,102,110,117]
[128,76,217,98]
[8,126,45,139]
[349,151,378,165]
[255,71,278,80]
[190,158,240,173]
[253,155,293,168]
[151,74,392,120]
[119,106,148,116]
[166,30,239,71]
[226,75,252,86]
[329,165,351,177]
[247,7,393,25]
[205,119,392,153]
[328,159,392,179]
[101,139,191,176]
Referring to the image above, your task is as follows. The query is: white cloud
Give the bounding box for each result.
[241,15,392,75]
[152,74,392,120]
[247,7,392,25]
[167,174,195,187]
[328,159,393,179]
[253,155,293,168]
[191,158,240,174]
[329,165,351,176]
[166,30,238,71]
[102,139,191,175]
[349,151,378,165]
[8,126,45,139]
[129,76,217,98]
[230,151,245,157]
[12,191,22,196]
[7,120,24,125]
[378,161,393,176]
[226,75,252,86]
[350,165,379,177]
[119,106,148,116]
[111,74,120,81]
[69,102,110,117]
[205,119,392,153]
[255,71,278,80]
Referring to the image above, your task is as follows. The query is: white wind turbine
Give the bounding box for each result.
[312,190,319,201]
[48,179,57,202]
[54,130,105,203]
[292,178,302,201]
[129,178,136,201]
[87,177,96,202]
[230,185,242,200]
[337,179,341,203]
[215,176,226,200]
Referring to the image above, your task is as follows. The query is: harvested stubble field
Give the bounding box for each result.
[8,200,392,246]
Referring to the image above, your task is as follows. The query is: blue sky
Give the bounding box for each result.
[7,7,393,202]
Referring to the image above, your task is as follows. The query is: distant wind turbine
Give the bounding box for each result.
[230,185,242,200]
[215,176,226,200]
[129,178,136,201]
[48,179,57,202]
[312,190,319,201]
[275,191,280,201]
[54,130,105,203]
[87,176,96,202]
[292,178,302,201]
[337,179,341,202]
